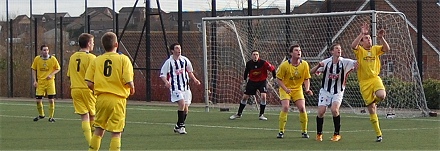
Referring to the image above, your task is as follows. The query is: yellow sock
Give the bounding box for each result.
[370,113,382,136]
[109,137,121,151]
[49,102,55,118]
[278,111,288,132]
[82,121,92,144]
[90,119,95,132]
[88,134,102,151]
[299,112,308,133]
[36,102,45,116]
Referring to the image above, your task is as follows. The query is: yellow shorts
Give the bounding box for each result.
[94,93,127,132]
[71,88,96,115]
[279,88,304,102]
[359,76,385,105]
[36,80,56,96]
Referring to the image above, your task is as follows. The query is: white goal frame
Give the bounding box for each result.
[201,10,429,117]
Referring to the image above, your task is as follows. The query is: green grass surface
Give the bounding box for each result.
[1,98,439,150]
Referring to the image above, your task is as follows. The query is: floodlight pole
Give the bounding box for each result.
[178,0,182,44]
[285,0,291,48]
[6,0,13,97]
[112,0,116,33]
[85,0,88,33]
[30,0,34,97]
[417,0,423,80]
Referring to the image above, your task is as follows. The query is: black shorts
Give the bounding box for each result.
[244,80,267,95]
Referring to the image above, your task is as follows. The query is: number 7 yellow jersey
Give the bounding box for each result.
[67,51,96,89]
[85,52,134,98]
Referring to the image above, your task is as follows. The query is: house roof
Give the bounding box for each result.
[11,15,31,26]
[167,11,211,21]
[320,0,366,12]
[80,7,115,19]
[31,14,44,20]
[214,8,282,16]
[62,17,80,23]
[385,0,439,51]
[316,0,439,57]
[14,15,29,20]
[119,7,144,12]
[43,12,70,20]
[292,0,325,14]
[119,31,203,69]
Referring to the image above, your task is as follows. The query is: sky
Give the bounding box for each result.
[0,0,309,19]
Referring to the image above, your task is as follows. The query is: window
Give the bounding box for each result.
[196,23,202,32]
[387,61,394,72]
[386,61,394,76]
[412,62,419,76]
[182,20,191,31]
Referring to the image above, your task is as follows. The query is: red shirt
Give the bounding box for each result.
[244,59,276,82]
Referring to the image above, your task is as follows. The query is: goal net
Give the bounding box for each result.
[202,10,430,117]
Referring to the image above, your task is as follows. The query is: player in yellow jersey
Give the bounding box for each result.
[276,44,313,139]
[351,23,390,142]
[31,45,60,122]
[67,33,97,145]
[85,32,135,151]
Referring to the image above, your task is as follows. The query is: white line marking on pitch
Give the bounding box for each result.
[0,114,438,134]
[1,102,439,122]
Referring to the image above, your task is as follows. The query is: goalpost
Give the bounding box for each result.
[202,10,430,117]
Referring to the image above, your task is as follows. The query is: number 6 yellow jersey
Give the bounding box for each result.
[85,52,134,98]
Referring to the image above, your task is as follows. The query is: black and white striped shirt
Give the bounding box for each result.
[316,57,356,94]
[160,55,194,91]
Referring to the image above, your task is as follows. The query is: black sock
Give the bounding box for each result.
[333,115,341,135]
[184,113,187,122]
[259,104,266,116]
[177,110,185,127]
[316,116,324,135]
[237,103,246,116]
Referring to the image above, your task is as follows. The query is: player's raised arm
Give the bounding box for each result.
[351,23,369,50]
[310,62,324,75]
[377,29,390,52]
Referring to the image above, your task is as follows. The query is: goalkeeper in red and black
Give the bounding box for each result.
[229,50,276,121]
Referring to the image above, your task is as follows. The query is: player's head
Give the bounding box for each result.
[360,34,372,48]
[40,44,49,58]
[101,32,118,52]
[289,44,301,59]
[78,33,94,52]
[251,50,260,62]
[329,43,342,57]
[169,43,181,56]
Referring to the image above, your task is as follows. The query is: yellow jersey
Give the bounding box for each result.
[353,45,384,81]
[85,52,134,98]
[67,51,96,89]
[31,55,61,80]
[276,59,311,91]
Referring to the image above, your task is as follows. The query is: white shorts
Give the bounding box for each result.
[318,88,344,106]
[170,90,192,105]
